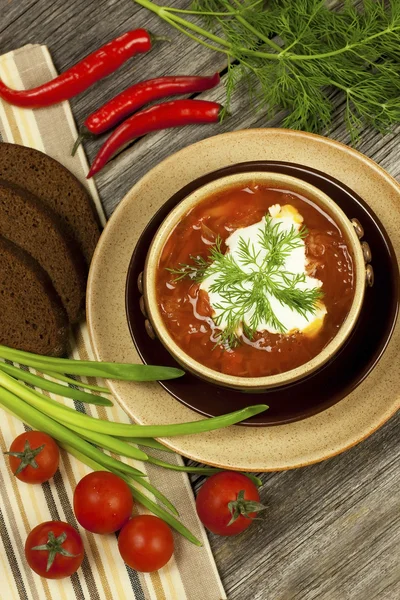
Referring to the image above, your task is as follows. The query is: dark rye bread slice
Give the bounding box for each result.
[0,235,69,356]
[0,180,86,323]
[0,143,101,266]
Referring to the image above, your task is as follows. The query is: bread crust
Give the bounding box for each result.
[0,143,101,266]
[0,234,69,357]
[0,179,86,323]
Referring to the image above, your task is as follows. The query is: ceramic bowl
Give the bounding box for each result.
[143,172,369,391]
[126,160,396,425]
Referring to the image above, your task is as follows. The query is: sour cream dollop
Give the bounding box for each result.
[200,204,327,336]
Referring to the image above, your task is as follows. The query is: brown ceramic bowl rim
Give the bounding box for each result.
[144,172,366,390]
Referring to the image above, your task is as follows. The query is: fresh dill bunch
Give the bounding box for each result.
[167,216,323,347]
[134,0,400,141]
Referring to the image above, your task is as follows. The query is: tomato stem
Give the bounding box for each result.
[31,531,79,572]
[4,439,45,475]
[227,489,267,526]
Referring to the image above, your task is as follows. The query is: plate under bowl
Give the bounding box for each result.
[87,128,400,471]
[126,161,399,426]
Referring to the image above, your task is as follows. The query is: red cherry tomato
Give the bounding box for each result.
[6,431,59,484]
[196,472,264,536]
[118,515,174,572]
[73,471,133,534]
[25,521,84,579]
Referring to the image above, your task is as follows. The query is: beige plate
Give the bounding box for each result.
[87,129,400,471]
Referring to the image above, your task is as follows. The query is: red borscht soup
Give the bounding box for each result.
[156,182,355,378]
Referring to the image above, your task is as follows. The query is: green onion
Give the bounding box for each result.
[0,345,184,381]
[121,437,174,453]
[68,423,149,462]
[127,483,202,545]
[0,362,113,407]
[0,385,145,477]
[245,474,263,487]
[44,371,110,394]
[146,455,224,475]
[0,373,267,438]
[145,457,262,486]
[55,400,268,438]
[123,475,179,517]
[1,364,169,456]
[61,443,201,546]
[0,367,266,464]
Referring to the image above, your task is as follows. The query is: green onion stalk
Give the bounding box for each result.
[0,347,267,544]
[0,362,113,407]
[0,344,184,381]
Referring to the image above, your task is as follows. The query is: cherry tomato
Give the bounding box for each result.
[5,431,59,484]
[25,521,84,579]
[118,515,174,572]
[73,471,133,534]
[196,472,265,536]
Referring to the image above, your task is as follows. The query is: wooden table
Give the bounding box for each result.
[2,1,399,598]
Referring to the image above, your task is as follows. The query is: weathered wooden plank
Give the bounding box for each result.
[0,0,41,35]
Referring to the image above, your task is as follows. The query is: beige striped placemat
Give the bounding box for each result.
[0,44,226,600]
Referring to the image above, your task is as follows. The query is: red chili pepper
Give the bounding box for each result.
[0,30,153,108]
[87,99,223,179]
[72,73,220,155]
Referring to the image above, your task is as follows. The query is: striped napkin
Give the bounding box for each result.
[0,44,226,600]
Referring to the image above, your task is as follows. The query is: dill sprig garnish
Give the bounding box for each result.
[167,216,323,347]
[134,0,400,141]
[167,237,224,282]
